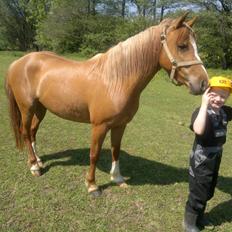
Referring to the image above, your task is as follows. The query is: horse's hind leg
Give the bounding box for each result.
[85,124,108,197]
[21,107,41,176]
[30,103,47,168]
[110,125,127,187]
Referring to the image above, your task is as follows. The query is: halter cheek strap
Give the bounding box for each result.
[160,23,203,85]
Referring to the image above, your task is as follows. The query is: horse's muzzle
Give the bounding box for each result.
[189,79,209,95]
[200,79,208,92]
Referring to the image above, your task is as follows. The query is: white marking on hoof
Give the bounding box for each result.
[32,142,37,154]
[110,160,125,184]
[88,184,99,193]
[85,180,99,193]
[110,175,125,184]
[118,182,128,188]
[30,164,41,176]
[36,155,43,168]
[32,142,43,168]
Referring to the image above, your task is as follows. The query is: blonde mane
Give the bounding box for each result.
[88,20,172,93]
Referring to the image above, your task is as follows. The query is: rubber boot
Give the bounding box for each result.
[183,210,200,232]
[197,213,214,230]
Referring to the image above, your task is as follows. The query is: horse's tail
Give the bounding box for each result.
[5,75,24,150]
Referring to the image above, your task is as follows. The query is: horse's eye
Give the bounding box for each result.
[178,44,188,50]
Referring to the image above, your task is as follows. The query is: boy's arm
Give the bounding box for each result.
[192,88,212,135]
[223,105,232,121]
[193,104,208,135]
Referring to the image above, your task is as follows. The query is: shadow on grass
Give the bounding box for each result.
[42,148,189,185]
[207,199,232,226]
[41,148,232,193]
[42,148,232,225]
[205,178,232,227]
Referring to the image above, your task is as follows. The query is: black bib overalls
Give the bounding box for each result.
[186,108,227,215]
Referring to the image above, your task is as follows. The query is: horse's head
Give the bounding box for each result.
[159,13,208,95]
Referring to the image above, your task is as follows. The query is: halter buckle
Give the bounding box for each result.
[171,60,178,66]
[160,33,166,41]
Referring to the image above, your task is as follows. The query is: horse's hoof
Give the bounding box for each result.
[30,164,41,177]
[86,182,101,197]
[118,182,128,188]
[89,189,102,198]
[30,169,41,177]
[111,176,127,187]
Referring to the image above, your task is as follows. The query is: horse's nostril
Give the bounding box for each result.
[200,80,207,92]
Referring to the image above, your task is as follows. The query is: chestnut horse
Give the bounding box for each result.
[5,13,208,196]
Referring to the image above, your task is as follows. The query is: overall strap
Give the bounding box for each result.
[220,108,228,125]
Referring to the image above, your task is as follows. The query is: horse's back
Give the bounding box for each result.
[7,52,50,93]
[7,52,54,80]
[7,51,80,88]
[6,51,135,126]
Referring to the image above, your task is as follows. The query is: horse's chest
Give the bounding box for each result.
[109,97,140,125]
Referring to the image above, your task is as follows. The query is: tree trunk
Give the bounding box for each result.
[219,15,229,69]
[221,52,228,69]
[143,6,146,17]
[121,0,126,18]
[87,0,91,15]
[153,0,157,22]
[160,5,164,22]
[92,0,96,15]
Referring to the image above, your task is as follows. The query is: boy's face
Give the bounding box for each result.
[209,87,230,109]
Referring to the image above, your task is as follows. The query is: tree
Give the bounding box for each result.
[0,0,33,50]
[36,0,122,52]
[196,11,232,69]
[157,0,185,21]
[131,0,152,17]
[0,0,51,50]
[0,0,231,68]
[184,0,232,68]
[186,0,231,12]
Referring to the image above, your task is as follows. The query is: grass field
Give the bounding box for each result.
[1,51,232,232]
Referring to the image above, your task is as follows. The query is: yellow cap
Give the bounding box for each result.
[209,76,232,91]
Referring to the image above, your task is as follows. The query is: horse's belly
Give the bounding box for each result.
[38,78,91,122]
[40,99,90,123]
[50,108,90,123]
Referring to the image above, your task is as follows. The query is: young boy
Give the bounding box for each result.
[183,76,232,232]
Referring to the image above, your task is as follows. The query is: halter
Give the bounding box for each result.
[160,23,203,85]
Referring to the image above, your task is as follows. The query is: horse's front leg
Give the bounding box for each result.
[85,124,108,197]
[110,125,127,187]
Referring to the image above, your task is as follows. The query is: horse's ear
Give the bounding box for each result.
[186,16,197,28]
[173,12,189,29]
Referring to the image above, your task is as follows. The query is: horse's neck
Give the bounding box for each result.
[99,25,162,95]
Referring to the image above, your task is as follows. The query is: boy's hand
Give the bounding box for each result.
[201,87,213,107]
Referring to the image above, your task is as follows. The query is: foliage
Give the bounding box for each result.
[0,0,232,68]
[36,0,85,52]
[183,0,232,69]
[0,0,51,50]
[80,16,153,55]
[79,16,120,55]
[165,8,232,69]
[195,11,232,68]
[36,0,153,54]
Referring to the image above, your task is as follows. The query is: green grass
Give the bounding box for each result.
[1,51,232,232]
